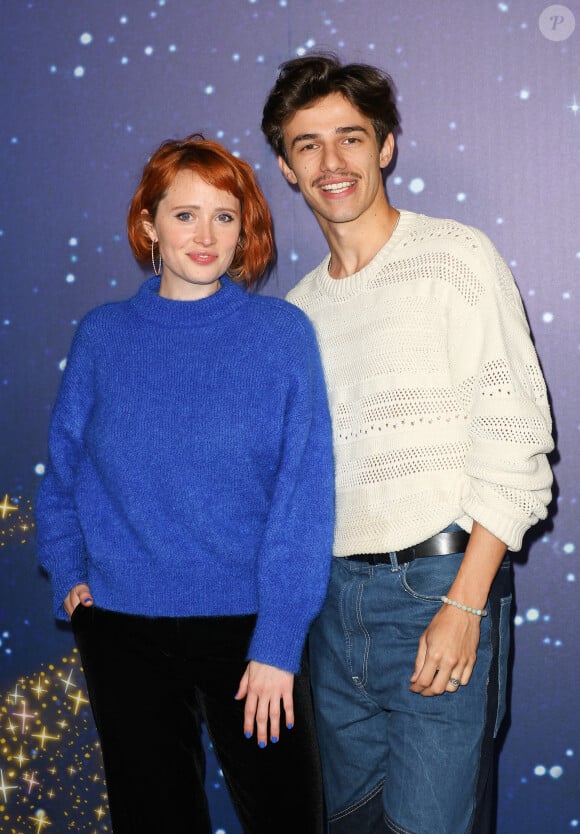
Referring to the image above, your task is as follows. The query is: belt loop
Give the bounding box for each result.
[389,551,398,570]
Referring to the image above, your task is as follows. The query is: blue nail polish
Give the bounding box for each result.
[286,723,294,730]
[258,741,266,749]
[83,597,93,604]
[244,731,252,739]
[271,736,279,744]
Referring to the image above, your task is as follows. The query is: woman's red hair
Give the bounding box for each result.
[127,134,275,287]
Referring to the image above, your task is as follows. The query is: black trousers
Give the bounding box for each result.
[72,606,325,834]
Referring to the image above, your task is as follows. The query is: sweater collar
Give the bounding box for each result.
[131,275,247,327]
[314,209,416,298]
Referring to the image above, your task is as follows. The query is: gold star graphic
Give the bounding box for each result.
[23,770,39,794]
[0,493,18,519]
[29,810,52,832]
[31,726,60,750]
[0,767,18,802]
[68,690,89,715]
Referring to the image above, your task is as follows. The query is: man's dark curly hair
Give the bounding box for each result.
[261,53,400,162]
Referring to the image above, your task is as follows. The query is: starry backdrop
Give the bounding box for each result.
[1,1,578,832]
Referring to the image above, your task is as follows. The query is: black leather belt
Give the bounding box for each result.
[344,530,470,566]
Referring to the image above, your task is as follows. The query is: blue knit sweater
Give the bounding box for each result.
[36,276,335,673]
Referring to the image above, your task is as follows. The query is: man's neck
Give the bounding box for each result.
[323,204,401,279]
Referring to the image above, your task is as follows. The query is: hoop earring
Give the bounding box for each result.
[151,239,162,276]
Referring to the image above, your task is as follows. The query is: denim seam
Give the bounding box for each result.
[494,593,512,737]
[466,588,495,833]
[338,565,372,691]
[384,808,416,834]
[353,579,371,688]
[399,551,465,601]
[338,579,354,682]
[329,779,384,822]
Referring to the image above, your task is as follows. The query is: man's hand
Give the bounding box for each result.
[409,603,480,695]
[409,521,507,697]
[235,660,294,747]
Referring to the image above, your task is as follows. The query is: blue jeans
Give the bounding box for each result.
[309,540,512,834]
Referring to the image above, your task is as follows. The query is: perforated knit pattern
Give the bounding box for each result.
[334,388,467,439]
[470,416,549,445]
[367,252,486,308]
[338,442,471,490]
[287,210,553,553]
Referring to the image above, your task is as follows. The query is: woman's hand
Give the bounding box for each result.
[235,660,294,747]
[63,583,94,618]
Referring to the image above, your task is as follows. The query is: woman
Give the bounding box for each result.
[35,134,334,833]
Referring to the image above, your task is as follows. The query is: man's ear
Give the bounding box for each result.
[379,133,395,169]
[278,155,298,185]
[140,209,157,242]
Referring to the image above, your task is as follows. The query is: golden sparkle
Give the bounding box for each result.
[0,493,18,519]
[0,494,35,547]
[0,652,110,830]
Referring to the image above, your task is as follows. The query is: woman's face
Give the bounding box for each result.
[145,169,242,301]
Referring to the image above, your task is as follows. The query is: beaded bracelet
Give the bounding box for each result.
[440,595,488,618]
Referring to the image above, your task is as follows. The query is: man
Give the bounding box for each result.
[261,54,553,834]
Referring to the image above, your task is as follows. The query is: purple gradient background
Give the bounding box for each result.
[1,2,578,831]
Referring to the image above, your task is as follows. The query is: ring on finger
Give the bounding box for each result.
[449,677,461,687]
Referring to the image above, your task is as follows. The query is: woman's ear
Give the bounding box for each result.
[140,209,157,242]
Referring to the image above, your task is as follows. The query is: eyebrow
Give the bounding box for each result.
[171,204,240,213]
[290,125,370,149]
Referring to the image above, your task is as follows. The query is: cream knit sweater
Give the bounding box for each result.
[287,210,553,555]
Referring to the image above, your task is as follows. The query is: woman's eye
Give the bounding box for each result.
[217,213,234,223]
[176,212,192,221]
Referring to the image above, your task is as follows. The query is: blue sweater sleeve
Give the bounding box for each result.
[35,322,94,619]
[248,312,335,673]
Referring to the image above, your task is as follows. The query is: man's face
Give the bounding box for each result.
[278,92,394,231]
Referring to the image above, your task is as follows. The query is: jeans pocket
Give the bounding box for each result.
[400,552,464,600]
[494,593,512,736]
